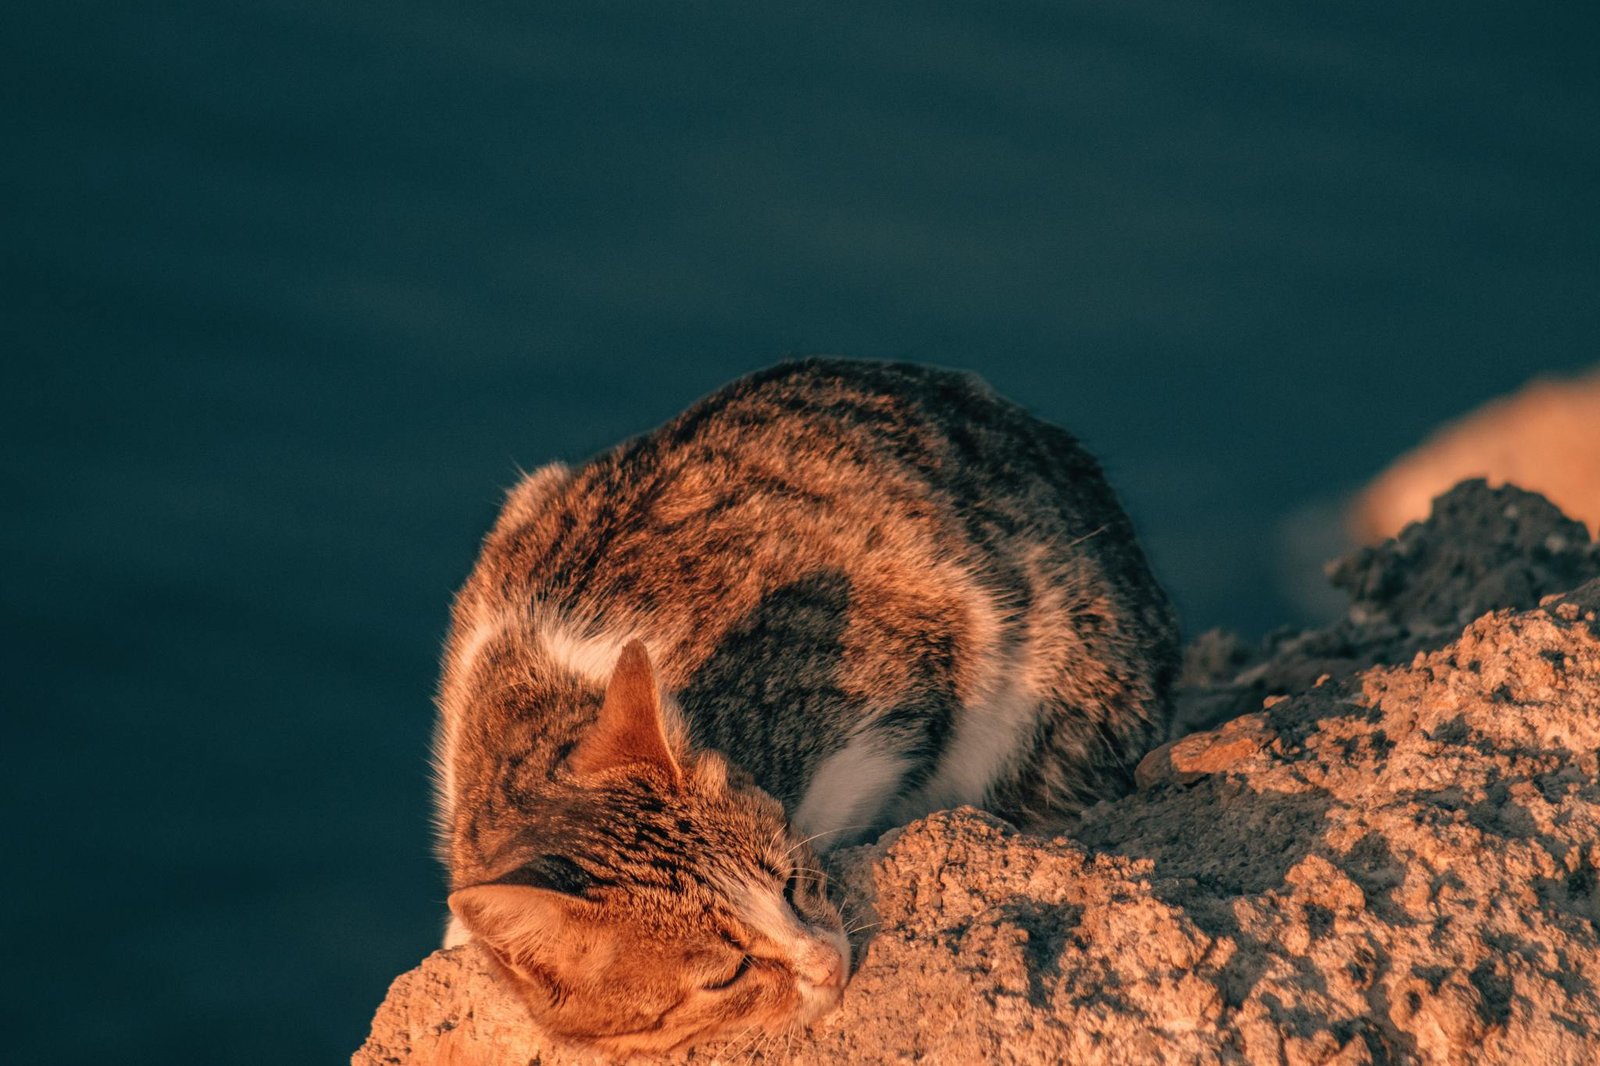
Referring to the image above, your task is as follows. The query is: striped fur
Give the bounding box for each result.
[434,359,1178,1054]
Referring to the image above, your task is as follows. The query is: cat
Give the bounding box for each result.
[433,358,1180,1055]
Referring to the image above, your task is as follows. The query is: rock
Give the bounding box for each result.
[1175,479,1600,736]
[1352,367,1600,542]
[357,483,1600,1066]
[1330,479,1596,631]
[1135,712,1278,789]
[355,945,539,1066]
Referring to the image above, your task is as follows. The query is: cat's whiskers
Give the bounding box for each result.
[782,1019,806,1063]
[782,824,870,858]
[733,1015,779,1062]
[1065,523,1109,550]
[722,1020,763,1061]
[766,823,791,858]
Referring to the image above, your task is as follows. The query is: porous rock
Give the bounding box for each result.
[1176,480,1599,736]
[357,483,1600,1065]
[1352,367,1600,543]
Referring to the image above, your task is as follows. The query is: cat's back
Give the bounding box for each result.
[443,359,1177,834]
[461,359,1019,623]
[477,357,1149,608]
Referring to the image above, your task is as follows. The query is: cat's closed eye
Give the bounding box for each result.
[703,953,752,991]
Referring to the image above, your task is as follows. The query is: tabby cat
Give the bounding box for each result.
[434,358,1178,1054]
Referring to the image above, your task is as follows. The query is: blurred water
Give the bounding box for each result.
[4,2,1596,1062]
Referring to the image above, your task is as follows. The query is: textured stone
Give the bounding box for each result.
[1352,367,1600,542]
[357,483,1600,1065]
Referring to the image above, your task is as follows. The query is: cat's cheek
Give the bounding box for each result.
[659,991,766,1053]
[747,971,825,1034]
[723,974,797,1035]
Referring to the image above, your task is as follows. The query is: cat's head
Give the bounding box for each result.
[449,640,850,1056]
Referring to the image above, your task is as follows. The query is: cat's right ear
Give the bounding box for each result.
[448,883,578,981]
[567,639,682,785]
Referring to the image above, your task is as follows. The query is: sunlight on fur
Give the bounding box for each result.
[431,361,1178,1055]
[446,642,849,1054]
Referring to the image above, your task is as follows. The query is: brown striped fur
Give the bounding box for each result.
[434,359,1178,1054]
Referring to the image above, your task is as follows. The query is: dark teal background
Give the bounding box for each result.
[4,3,1595,1062]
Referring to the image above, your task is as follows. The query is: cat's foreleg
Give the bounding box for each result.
[790,725,919,852]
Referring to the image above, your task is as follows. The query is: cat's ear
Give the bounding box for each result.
[567,639,682,784]
[448,882,579,980]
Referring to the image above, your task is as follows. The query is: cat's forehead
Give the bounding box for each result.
[660,772,791,853]
[543,793,785,887]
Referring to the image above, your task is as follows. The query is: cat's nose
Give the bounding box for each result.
[801,946,845,989]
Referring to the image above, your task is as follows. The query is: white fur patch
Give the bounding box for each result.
[453,610,516,677]
[443,914,473,949]
[539,621,690,745]
[792,731,911,850]
[453,611,641,689]
[538,619,631,685]
[431,608,518,833]
[737,881,804,942]
[888,632,1041,825]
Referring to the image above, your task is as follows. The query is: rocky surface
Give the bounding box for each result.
[1352,367,1600,542]
[1176,480,1599,736]
[357,482,1600,1065]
